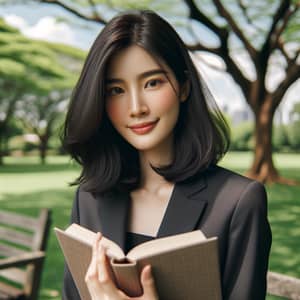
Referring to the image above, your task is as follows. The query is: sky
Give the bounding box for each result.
[0,2,299,123]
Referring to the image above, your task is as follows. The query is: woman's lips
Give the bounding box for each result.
[129,120,159,135]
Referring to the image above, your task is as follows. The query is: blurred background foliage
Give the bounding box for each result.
[0,19,86,164]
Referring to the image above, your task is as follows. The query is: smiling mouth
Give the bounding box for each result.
[129,120,159,135]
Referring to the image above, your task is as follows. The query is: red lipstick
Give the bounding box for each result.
[129,120,158,135]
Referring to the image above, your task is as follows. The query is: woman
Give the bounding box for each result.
[62,10,271,300]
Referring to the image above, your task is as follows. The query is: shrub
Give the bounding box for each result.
[230,121,254,151]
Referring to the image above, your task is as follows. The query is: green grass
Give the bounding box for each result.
[0,152,299,300]
[0,155,80,300]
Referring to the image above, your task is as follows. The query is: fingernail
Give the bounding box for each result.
[94,232,100,243]
[145,265,152,278]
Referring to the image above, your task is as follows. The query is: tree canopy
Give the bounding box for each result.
[0,18,86,164]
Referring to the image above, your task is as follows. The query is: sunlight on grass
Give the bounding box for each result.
[221,151,300,170]
[0,173,77,196]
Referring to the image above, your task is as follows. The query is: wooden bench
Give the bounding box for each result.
[0,209,51,300]
[268,271,300,300]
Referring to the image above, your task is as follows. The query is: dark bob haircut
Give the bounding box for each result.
[62,10,230,194]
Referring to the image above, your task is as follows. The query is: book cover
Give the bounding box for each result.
[55,224,222,300]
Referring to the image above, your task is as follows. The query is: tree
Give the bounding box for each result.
[16,91,70,164]
[0,19,85,164]
[3,0,300,183]
[183,0,300,184]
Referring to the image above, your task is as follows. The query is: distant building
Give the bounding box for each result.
[231,107,253,125]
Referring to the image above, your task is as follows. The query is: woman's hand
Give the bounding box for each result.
[85,232,159,300]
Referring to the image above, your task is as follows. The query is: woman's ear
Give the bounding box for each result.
[180,80,191,102]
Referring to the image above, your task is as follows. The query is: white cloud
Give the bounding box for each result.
[3,14,26,29]
[3,14,75,46]
[24,17,74,44]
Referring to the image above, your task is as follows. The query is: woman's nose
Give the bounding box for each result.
[129,91,149,117]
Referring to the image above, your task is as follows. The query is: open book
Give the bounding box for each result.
[55,224,222,300]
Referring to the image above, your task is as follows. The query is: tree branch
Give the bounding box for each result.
[272,63,300,108]
[222,50,252,100]
[39,0,107,24]
[184,0,251,99]
[187,42,221,55]
[87,0,101,20]
[237,0,252,24]
[185,22,222,55]
[188,41,251,96]
[262,0,290,54]
[183,0,228,40]
[277,37,293,64]
[237,1,266,35]
[212,0,257,60]
[293,48,300,63]
[271,3,299,50]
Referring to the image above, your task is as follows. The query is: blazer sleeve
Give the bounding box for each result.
[62,188,82,300]
[222,181,272,300]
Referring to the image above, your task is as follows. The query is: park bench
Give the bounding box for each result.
[268,271,300,300]
[0,208,51,300]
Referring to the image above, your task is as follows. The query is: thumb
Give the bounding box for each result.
[140,265,159,299]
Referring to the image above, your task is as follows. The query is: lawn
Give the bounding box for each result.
[0,152,299,299]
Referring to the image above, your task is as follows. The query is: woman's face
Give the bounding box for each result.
[105,45,186,154]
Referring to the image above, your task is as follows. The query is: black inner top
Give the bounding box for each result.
[125,232,155,254]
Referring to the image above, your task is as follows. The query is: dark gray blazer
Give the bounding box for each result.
[62,166,272,300]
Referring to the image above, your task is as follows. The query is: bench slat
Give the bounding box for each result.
[0,227,33,249]
[268,271,300,300]
[0,211,38,231]
[0,267,26,285]
[0,244,26,257]
[0,281,23,298]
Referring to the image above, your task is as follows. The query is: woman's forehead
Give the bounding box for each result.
[105,45,172,80]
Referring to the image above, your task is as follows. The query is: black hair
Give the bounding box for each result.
[62,10,230,193]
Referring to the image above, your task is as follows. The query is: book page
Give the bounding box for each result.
[127,230,206,261]
[65,223,125,260]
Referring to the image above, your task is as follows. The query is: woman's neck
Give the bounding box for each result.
[138,149,173,194]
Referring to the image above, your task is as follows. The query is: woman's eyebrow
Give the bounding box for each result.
[138,69,168,79]
[106,69,167,84]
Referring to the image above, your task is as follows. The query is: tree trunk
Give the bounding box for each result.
[246,97,298,185]
[246,97,278,182]
[39,135,48,165]
[0,134,4,166]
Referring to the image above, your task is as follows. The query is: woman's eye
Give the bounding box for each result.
[106,87,123,96]
[145,79,163,88]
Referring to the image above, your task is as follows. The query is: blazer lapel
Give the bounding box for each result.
[95,173,208,248]
[157,175,208,238]
[96,190,130,251]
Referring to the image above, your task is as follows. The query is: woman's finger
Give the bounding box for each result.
[85,232,104,297]
[88,232,101,273]
[85,232,101,281]
[96,244,121,297]
[140,265,159,300]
